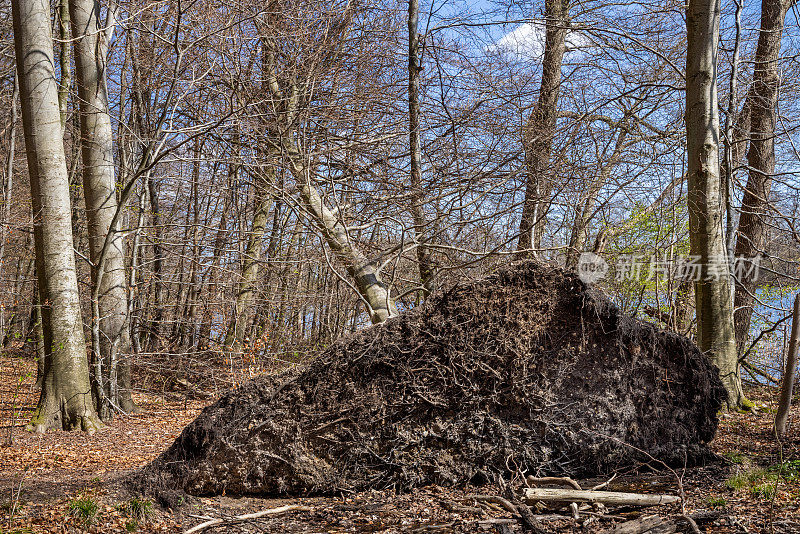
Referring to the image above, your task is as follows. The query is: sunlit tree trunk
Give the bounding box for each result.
[299,182,398,324]
[685,0,745,409]
[408,0,434,295]
[225,171,274,351]
[13,0,101,432]
[732,0,792,353]
[57,0,71,128]
[517,0,569,256]
[70,0,137,417]
[775,293,800,438]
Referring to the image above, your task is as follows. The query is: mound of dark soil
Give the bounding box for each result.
[136,261,725,497]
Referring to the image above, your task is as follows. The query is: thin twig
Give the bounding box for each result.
[183,505,312,534]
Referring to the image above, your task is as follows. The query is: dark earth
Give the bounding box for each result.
[136,261,726,500]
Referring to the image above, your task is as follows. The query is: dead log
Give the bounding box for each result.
[523,488,680,507]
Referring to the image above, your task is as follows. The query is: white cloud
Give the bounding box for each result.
[491,22,590,61]
[494,22,545,59]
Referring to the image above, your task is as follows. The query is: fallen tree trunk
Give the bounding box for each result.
[523,488,680,507]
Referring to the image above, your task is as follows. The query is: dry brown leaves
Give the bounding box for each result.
[1,352,799,533]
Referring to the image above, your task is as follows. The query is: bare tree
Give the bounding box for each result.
[408,0,434,295]
[732,0,795,352]
[70,0,137,417]
[517,0,569,256]
[685,0,745,408]
[13,0,101,432]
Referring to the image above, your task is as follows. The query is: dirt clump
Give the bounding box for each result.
[135,261,725,497]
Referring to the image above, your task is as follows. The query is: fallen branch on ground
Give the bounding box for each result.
[522,488,680,507]
[183,504,312,534]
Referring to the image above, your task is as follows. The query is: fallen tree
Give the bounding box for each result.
[136,261,725,497]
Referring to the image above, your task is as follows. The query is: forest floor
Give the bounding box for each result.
[1,351,799,533]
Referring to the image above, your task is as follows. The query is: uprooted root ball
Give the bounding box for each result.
[135,261,725,497]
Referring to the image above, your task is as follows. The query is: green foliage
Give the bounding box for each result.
[599,201,692,318]
[67,496,98,525]
[751,483,776,499]
[768,460,800,481]
[725,468,772,489]
[124,497,152,520]
[722,451,747,465]
[724,473,749,490]
[114,497,152,531]
[704,495,727,508]
[725,467,783,499]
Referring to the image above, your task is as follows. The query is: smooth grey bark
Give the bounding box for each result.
[57,0,71,129]
[685,0,745,409]
[774,293,800,438]
[127,184,147,354]
[13,0,101,432]
[732,0,792,354]
[408,0,434,296]
[0,73,18,343]
[722,0,743,257]
[260,38,398,325]
[517,0,569,256]
[70,0,136,416]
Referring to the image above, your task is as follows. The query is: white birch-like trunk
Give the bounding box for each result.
[685,0,745,408]
[70,0,136,416]
[13,0,101,432]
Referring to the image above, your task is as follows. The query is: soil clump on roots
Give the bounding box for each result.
[135,261,725,498]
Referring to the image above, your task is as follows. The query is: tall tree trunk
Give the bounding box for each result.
[13,0,101,432]
[296,176,398,324]
[722,0,743,257]
[127,184,147,354]
[0,73,19,342]
[517,0,569,256]
[408,0,434,295]
[57,0,71,129]
[146,173,164,349]
[70,0,136,416]
[774,293,800,439]
[225,170,274,351]
[685,0,746,409]
[732,0,791,353]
